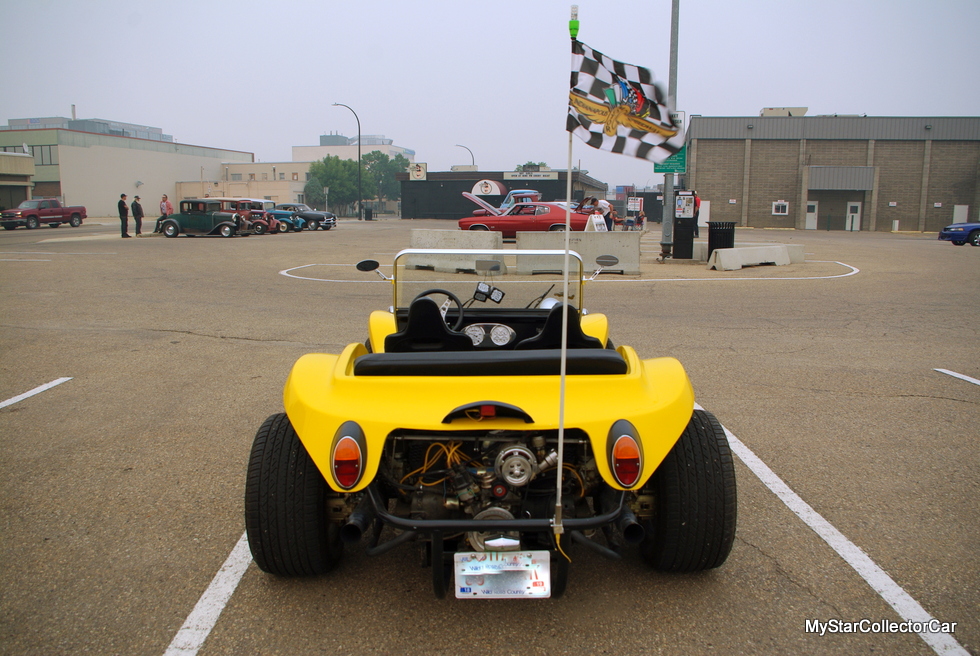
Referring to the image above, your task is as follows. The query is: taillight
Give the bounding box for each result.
[607,420,643,488]
[331,422,366,489]
[612,435,641,487]
[333,437,361,488]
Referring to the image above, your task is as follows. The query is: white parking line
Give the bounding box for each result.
[934,369,980,386]
[166,409,965,656]
[279,261,859,283]
[0,377,72,409]
[163,532,251,656]
[707,406,968,656]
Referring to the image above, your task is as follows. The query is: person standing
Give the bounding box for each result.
[155,194,174,233]
[118,193,130,238]
[597,197,612,231]
[131,195,144,237]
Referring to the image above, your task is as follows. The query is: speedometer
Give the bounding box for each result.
[464,324,485,346]
[490,324,515,346]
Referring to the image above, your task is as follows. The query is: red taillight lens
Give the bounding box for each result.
[333,436,362,489]
[612,435,641,487]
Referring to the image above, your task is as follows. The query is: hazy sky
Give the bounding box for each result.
[3,0,978,188]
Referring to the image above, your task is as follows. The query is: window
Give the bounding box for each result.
[231,173,242,181]
[28,145,58,165]
[772,201,789,215]
[248,174,255,181]
[292,172,299,181]
[279,172,285,180]
[262,173,268,181]
[305,172,312,181]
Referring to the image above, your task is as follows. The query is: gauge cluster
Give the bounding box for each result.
[463,323,517,348]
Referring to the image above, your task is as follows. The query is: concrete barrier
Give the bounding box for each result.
[694,241,804,266]
[406,229,505,272]
[707,245,793,271]
[515,231,642,274]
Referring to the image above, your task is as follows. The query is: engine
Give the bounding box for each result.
[381,430,599,550]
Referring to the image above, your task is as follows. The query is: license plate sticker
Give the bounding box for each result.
[454,551,550,599]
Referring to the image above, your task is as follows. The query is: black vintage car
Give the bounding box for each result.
[159,199,252,238]
[274,203,336,231]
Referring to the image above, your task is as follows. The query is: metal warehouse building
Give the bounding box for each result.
[685,115,980,232]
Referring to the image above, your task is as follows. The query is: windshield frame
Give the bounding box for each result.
[390,248,587,312]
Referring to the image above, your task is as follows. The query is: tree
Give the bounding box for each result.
[515,161,549,172]
[363,152,410,202]
[307,155,375,214]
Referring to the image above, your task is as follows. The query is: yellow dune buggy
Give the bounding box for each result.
[245,248,736,598]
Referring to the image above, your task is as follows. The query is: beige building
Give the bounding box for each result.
[175,162,309,204]
[0,151,35,210]
[0,118,253,216]
[292,134,415,166]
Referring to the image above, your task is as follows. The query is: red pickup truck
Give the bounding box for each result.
[1,198,87,230]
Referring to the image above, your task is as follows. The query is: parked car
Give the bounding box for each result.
[459,202,592,238]
[1,198,87,230]
[244,248,736,599]
[462,189,542,217]
[938,221,980,246]
[274,203,337,231]
[159,199,251,238]
[213,198,280,235]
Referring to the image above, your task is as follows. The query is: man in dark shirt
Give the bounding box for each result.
[131,195,144,237]
[118,194,130,238]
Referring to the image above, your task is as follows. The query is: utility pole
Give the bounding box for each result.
[660,0,679,258]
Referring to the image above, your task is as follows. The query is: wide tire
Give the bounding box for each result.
[641,409,737,572]
[245,413,342,576]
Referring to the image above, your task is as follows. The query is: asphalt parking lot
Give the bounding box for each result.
[1,218,977,655]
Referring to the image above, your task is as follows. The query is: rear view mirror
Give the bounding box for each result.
[356,259,380,272]
[595,255,619,268]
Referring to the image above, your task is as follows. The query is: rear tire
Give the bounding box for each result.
[245,413,343,576]
[69,214,82,227]
[468,225,489,231]
[549,224,566,232]
[640,409,737,572]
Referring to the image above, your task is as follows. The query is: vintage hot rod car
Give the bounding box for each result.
[245,248,736,598]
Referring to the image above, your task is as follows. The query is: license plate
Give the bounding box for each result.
[453,551,550,599]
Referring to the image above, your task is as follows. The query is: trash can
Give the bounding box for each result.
[364,208,373,221]
[673,218,697,259]
[707,222,735,258]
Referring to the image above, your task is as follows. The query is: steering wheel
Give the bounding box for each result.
[412,289,465,331]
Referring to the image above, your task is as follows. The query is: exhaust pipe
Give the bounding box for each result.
[341,497,376,544]
[598,485,645,545]
[617,505,645,544]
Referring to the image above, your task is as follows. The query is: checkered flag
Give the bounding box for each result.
[567,40,683,163]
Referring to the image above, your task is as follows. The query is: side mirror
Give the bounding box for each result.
[356,259,390,281]
[590,254,619,280]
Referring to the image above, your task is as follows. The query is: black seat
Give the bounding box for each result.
[384,297,474,353]
[514,304,603,350]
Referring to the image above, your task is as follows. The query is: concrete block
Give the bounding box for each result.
[406,229,505,272]
[694,241,805,265]
[515,231,641,274]
[707,245,792,270]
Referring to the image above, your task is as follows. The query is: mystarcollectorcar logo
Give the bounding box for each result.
[805,618,958,636]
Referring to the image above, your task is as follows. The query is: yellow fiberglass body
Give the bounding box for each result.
[283,322,695,495]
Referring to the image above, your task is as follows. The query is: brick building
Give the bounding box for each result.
[685,115,980,231]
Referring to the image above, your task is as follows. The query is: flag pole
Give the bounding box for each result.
[554,4,580,552]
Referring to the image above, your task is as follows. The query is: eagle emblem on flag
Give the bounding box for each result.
[567,40,683,163]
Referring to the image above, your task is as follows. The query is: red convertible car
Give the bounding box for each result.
[459,202,591,238]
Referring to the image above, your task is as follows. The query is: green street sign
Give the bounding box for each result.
[655,146,687,174]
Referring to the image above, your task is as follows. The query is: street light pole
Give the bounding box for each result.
[455,144,475,167]
[332,103,361,220]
